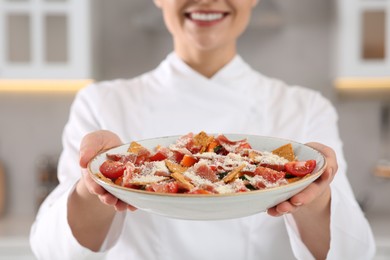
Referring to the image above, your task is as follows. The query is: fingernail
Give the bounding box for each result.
[292,202,302,206]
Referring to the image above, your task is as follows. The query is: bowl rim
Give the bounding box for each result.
[88,134,327,198]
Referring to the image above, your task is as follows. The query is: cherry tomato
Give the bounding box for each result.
[285,160,316,177]
[99,160,126,179]
[149,151,168,162]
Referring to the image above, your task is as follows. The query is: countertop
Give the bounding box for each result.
[335,77,390,99]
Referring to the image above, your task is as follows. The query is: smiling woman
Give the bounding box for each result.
[29,1,376,259]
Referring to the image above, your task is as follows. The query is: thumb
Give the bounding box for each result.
[79,130,122,168]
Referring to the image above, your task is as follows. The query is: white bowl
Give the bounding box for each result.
[88,134,326,220]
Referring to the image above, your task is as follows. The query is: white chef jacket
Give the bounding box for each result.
[30,53,376,260]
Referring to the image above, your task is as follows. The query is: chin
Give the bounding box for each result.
[188,36,230,52]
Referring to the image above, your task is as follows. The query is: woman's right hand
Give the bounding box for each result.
[78,130,137,212]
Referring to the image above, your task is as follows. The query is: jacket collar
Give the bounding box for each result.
[160,52,253,86]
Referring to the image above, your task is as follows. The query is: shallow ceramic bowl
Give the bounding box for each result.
[88,134,326,220]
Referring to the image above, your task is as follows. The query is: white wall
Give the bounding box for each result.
[0,94,74,217]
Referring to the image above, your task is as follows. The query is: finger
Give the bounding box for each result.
[267,200,300,216]
[81,168,136,212]
[98,193,119,206]
[99,193,136,212]
[267,207,281,217]
[79,130,122,168]
[82,169,107,196]
[267,165,333,217]
[114,200,130,211]
[291,164,334,204]
[127,205,137,211]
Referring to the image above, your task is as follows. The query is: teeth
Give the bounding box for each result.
[190,12,224,21]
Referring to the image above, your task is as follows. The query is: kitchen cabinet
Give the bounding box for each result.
[336,0,390,94]
[0,0,93,79]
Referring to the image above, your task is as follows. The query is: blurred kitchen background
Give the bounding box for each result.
[0,0,389,259]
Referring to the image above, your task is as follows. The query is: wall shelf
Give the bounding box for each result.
[0,79,93,94]
[335,77,390,99]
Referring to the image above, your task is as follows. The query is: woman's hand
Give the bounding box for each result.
[267,142,337,216]
[78,130,136,212]
[267,142,337,259]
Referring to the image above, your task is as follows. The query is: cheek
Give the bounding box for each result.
[162,10,183,36]
[230,12,252,38]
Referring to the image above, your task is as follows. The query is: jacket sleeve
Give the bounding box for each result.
[283,91,376,260]
[29,85,126,259]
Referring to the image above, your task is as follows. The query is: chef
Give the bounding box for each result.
[30,0,376,259]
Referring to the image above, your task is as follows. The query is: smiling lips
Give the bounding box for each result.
[186,11,228,26]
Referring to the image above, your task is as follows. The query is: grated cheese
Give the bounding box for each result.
[100,132,314,195]
[131,175,167,184]
[183,171,214,187]
[253,151,289,165]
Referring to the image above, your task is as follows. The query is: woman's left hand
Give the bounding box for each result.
[267,142,338,216]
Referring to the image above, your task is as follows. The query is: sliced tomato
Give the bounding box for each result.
[285,160,316,177]
[209,165,218,171]
[99,160,126,179]
[171,151,185,163]
[149,151,168,162]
